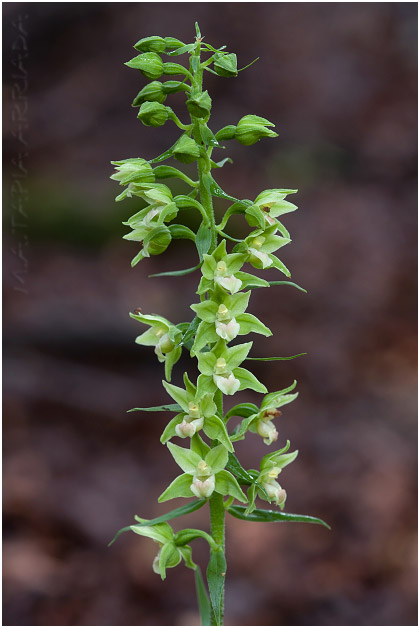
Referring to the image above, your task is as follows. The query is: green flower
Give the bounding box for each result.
[245,189,298,231]
[130,312,182,380]
[256,443,298,509]
[198,240,246,295]
[196,340,267,396]
[159,442,247,503]
[130,519,196,580]
[243,226,291,269]
[233,381,299,445]
[110,158,154,186]
[190,291,271,354]
[161,373,233,451]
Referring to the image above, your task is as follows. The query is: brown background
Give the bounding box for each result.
[3,2,417,626]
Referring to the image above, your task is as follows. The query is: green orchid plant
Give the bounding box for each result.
[109,24,329,626]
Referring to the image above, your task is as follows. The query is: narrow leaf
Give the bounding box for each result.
[227,505,331,529]
[245,353,307,361]
[207,550,227,626]
[195,567,211,626]
[132,500,206,527]
[149,262,201,278]
[127,404,182,413]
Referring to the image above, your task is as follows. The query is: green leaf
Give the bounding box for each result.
[158,473,194,501]
[245,353,306,361]
[180,316,200,348]
[195,567,211,626]
[192,321,218,354]
[132,500,207,528]
[166,43,194,56]
[226,452,255,485]
[229,414,256,442]
[267,280,307,293]
[107,524,134,547]
[153,165,197,187]
[149,262,201,278]
[169,224,196,241]
[174,528,218,550]
[127,403,182,413]
[207,550,227,626]
[196,221,212,260]
[210,157,233,169]
[227,506,331,529]
[215,470,248,503]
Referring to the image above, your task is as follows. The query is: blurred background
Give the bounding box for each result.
[3,2,417,626]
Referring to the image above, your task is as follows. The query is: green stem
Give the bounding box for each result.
[190,38,225,626]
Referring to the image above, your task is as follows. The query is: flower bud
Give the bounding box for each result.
[190,474,215,498]
[215,125,237,142]
[125,52,164,80]
[213,373,240,395]
[235,115,278,146]
[154,332,175,356]
[215,318,240,342]
[162,80,190,95]
[173,135,200,164]
[132,81,167,107]
[186,90,212,118]
[134,36,167,53]
[213,53,238,78]
[138,102,169,127]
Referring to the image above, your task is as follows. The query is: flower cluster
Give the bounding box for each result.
[108,28,327,620]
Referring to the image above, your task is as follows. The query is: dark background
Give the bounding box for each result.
[3,2,417,626]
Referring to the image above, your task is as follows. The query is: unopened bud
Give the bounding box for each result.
[125,52,164,80]
[213,53,238,78]
[134,36,167,53]
[132,81,167,107]
[138,102,169,127]
[235,114,278,146]
[173,134,200,164]
[186,90,212,118]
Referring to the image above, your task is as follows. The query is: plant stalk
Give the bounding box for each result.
[191,38,225,626]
